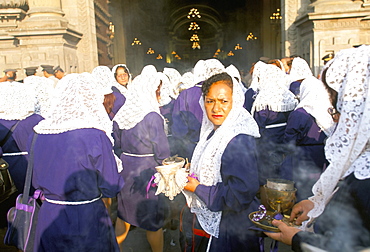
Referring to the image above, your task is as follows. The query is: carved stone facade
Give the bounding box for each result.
[283,0,370,74]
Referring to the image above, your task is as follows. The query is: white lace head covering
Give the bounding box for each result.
[251,64,297,114]
[114,69,162,130]
[23,75,55,117]
[111,64,132,94]
[141,65,157,77]
[193,59,225,84]
[34,73,113,140]
[289,57,313,82]
[0,81,35,120]
[183,73,260,238]
[226,64,247,93]
[157,72,172,106]
[304,45,370,230]
[92,66,116,94]
[296,76,335,136]
[249,61,267,91]
[163,67,182,99]
[179,72,195,91]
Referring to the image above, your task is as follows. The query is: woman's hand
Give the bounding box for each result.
[290,200,314,225]
[184,176,200,192]
[264,219,302,245]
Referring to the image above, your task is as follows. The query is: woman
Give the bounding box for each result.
[0,81,43,228]
[281,73,334,201]
[113,68,170,252]
[251,64,298,185]
[112,64,132,94]
[92,66,125,120]
[183,72,261,252]
[288,57,313,98]
[243,61,266,113]
[32,73,124,252]
[265,45,370,251]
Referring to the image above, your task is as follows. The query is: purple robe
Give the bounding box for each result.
[243,88,256,113]
[171,85,203,159]
[115,112,170,231]
[109,91,125,120]
[281,108,328,201]
[253,109,292,185]
[289,81,301,96]
[31,128,124,252]
[194,134,260,252]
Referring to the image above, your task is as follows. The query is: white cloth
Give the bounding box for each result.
[249,61,267,92]
[111,64,132,94]
[34,73,113,139]
[92,66,116,94]
[157,72,172,106]
[193,59,225,84]
[179,72,195,91]
[226,64,247,93]
[289,57,313,82]
[114,67,162,130]
[183,74,260,238]
[295,76,335,136]
[0,81,35,120]
[23,75,55,117]
[251,64,297,114]
[303,45,370,230]
[163,67,182,99]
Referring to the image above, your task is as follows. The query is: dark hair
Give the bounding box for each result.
[202,72,233,97]
[103,93,116,114]
[114,65,130,78]
[268,59,283,69]
[321,67,338,110]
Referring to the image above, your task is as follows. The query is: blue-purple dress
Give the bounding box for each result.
[108,90,125,120]
[243,88,257,113]
[194,133,260,252]
[31,128,124,252]
[253,109,292,185]
[115,112,170,231]
[281,108,328,201]
[171,85,203,160]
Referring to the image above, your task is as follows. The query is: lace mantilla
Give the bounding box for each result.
[114,66,162,130]
[34,73,113,139]
[295,75,335,136]
[302,45,370,230]
[92,66,117,94]
[183,74,260,238]
[193,59,225,84]
[249,61,267,92]
[289,57,313,82]
[226,64,247,93]
[163,67,182,99]
[0,81,35,120]
[179,72,195,91]
[251,64,297,114]
[23,76,55,117]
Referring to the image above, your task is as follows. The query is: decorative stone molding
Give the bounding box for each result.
[0,0,27,9]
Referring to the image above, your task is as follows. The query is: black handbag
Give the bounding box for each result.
[0,121,21,203]
[4,133,41,252]
[0,157,17,203]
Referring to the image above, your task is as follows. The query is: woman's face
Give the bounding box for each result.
[115,67,129,86]
[204,81,233,130]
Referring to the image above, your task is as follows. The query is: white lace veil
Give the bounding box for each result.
[34,73,113,141]
[304,45,370,229]
[163,67,182,99]
[249,61,267,91]
[92,66,116,94]
[114,68,162,130]
[226,64,247,93]
[251,64,297,114]
[295,76,335,136]
[0,81,35,120]
[289,57,313,82]
[23,75,54,117]
[157,72,172,106]
[193,59,225,84]
[183,73,260,238]
[179,72,195,91]
[111,64,132,94]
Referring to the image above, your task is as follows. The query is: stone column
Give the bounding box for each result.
[20,0,68,28]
